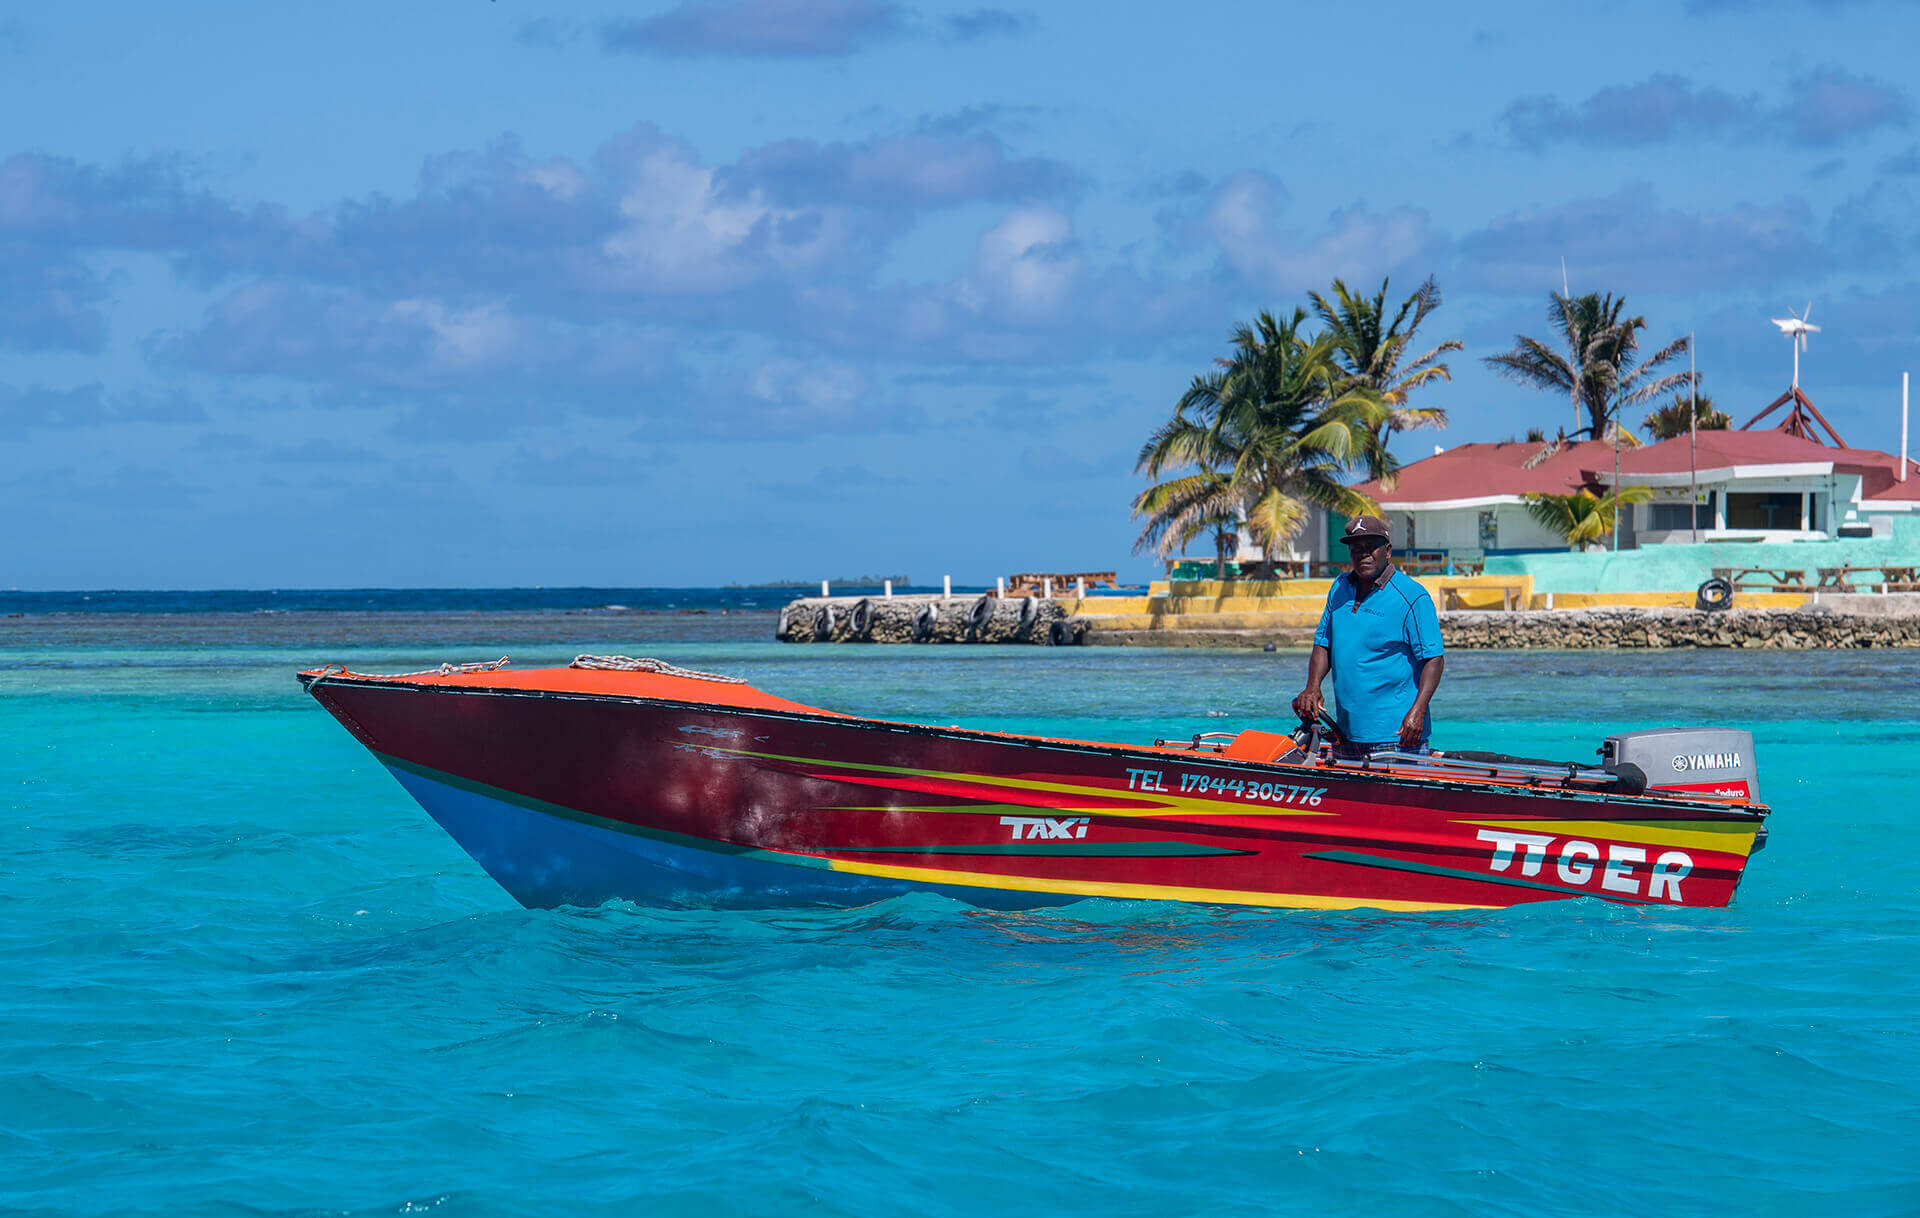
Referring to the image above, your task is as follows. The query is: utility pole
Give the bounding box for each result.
[1611,399,1622,553]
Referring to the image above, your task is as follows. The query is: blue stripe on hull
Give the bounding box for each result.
[386,766,1079,911]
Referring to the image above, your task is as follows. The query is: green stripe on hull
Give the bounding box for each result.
[1305,848,1658,904]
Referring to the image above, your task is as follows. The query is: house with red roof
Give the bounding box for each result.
[1337,429,1920,561]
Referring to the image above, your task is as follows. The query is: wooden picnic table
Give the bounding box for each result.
[1879,565,1920,592]
[1713,566,1808,593]
[1816,565,1886,592]
[1005,570,1117,596]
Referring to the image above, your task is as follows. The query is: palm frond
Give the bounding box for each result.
[1130,470,1240,558]
[1497,292,1694,440]
[1521,485,1654,548]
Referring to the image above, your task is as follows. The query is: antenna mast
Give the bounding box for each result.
[1690,334,1699,544]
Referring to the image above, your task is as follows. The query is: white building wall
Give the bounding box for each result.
[1232,504,1337,565]
[1391,503,1566,553]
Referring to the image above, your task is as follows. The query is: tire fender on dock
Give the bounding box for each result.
[1696,578,1734,612]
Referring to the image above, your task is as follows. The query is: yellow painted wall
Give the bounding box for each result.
[1080,611,1325,631]
[1077,571,1808,624]
[1165,579,1335,598]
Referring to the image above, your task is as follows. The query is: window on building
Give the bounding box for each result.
[1725,491,1802,530]
[1649,495,1714,531]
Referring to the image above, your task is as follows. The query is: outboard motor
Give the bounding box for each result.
[1602,728,1758,800]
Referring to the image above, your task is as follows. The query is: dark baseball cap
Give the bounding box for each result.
[1339,514,1391,544]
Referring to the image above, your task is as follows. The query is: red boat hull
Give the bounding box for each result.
[301,665,1767,912]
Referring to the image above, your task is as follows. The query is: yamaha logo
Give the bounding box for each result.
[1672,751,1741,772]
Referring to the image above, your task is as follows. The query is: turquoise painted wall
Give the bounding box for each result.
[1483,515,1920,592]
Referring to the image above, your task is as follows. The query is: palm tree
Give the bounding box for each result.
[1522,486,1654,550]
[1309,276,1462,473]
[1133,310,1388,574]
[1643,391,1729,441]
[1485,292,1694,442]
[1129,461,1243,578]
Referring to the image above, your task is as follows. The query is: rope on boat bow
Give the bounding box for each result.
[329,656,513,679]
[568,655,747,684]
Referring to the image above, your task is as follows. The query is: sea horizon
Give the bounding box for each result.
[0,583,1004,618]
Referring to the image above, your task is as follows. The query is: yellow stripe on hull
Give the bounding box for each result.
[823,856,1497,912]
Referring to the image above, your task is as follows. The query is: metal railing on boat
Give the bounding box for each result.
[1328,749,1624,790]
[1151,732,1634,791]
[1152,732,1240,752]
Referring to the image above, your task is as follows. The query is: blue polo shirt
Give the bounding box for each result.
[1313,568,1445,744]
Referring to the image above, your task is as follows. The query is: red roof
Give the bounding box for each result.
[1360,431,1920,505]
[1871,468,1920,501]
[1598,428,1877,477]
[1357,439,1613,505]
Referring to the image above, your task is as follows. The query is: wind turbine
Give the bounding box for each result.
[1742,301,1848,446]
[1771,303,1821,389]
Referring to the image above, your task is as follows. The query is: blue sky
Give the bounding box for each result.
[5,0,1919,588]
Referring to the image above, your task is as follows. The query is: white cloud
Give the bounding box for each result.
[962,206,1079,317]
[599,144,848,291]
[1205,173,1438,291]
[385,299,520,369]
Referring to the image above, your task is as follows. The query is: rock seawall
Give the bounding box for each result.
[1439,607,1920,648]
[776,595,1073,644]
[1081,606,1920,649]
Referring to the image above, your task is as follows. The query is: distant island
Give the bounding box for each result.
[726,575,914,589]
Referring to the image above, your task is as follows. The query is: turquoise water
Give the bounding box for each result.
[5,618,1919,1217]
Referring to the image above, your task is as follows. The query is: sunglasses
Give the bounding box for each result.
[1346,538,1390,553]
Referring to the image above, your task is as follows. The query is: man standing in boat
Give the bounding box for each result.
[1291,514,1445,756]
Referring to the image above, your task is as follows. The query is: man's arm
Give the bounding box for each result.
[1397,584,1446,748]
[1398,655,1444,748]
[1292,644,1331,721]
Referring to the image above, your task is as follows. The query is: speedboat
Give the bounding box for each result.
[299,655,1769,912]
